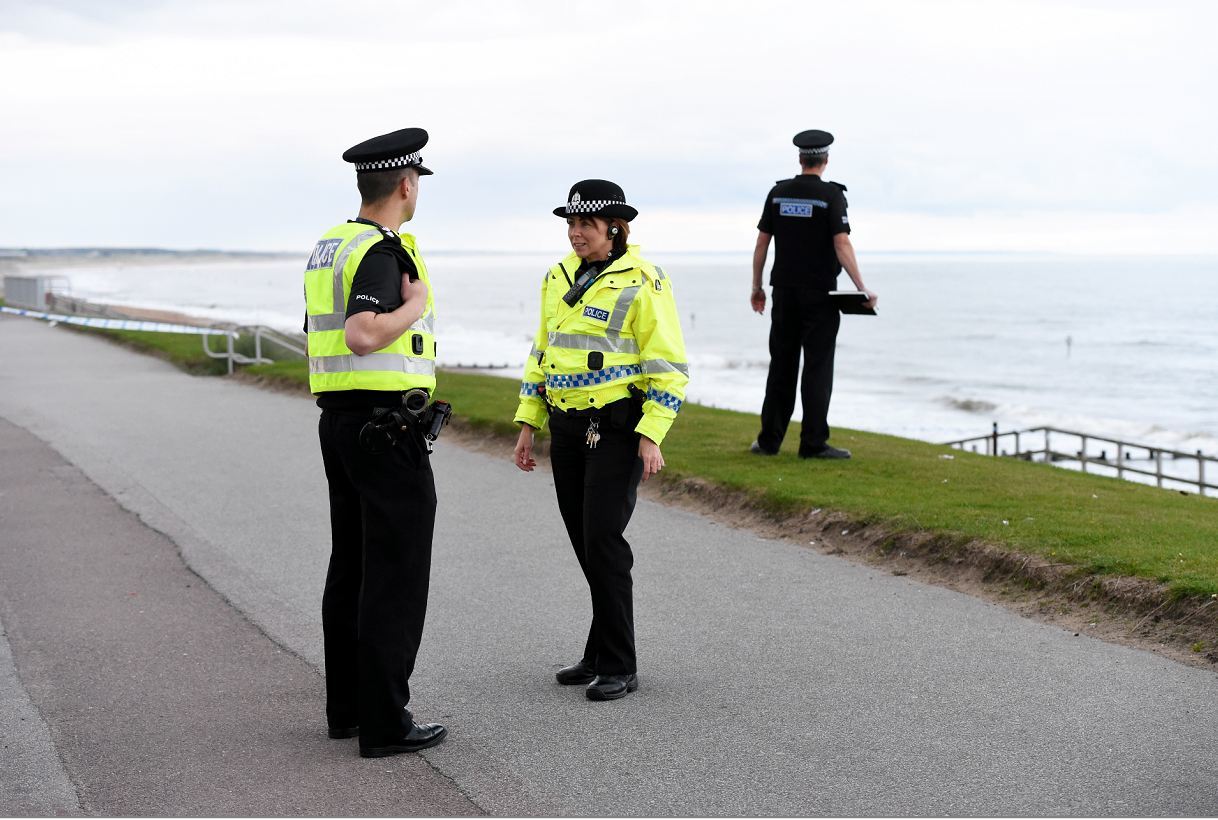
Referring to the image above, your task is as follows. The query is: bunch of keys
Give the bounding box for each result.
[585,418,601,449]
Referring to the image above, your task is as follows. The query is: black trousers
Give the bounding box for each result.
[757,287,842,454]
[548,400,645,676]
[318,409,436,747]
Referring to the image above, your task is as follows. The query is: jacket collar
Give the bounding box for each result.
[556,244,641,276]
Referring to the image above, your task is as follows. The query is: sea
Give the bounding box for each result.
[31,251,1218,474]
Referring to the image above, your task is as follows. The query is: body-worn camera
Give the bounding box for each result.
[358,390,453,455]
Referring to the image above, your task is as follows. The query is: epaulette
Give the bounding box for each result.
[635,263,671,295]
[829,181,848,192]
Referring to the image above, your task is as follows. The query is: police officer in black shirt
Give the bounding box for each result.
[303,128,446,758]
[750,130,877,459]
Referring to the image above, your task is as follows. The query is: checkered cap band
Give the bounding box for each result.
[564,198,626,214]
[354,151,423,172]
[798,146,831,155]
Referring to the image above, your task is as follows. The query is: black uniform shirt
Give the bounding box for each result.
[344,242,416,320]
[312,224,420,411]
[757,174,850,290]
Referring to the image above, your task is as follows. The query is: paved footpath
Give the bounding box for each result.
[2,313,1217,816]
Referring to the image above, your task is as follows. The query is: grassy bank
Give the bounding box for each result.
[82,324,1218,604]
[431,373,1217,600]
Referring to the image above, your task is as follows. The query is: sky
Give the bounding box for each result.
[2,0,1217,254]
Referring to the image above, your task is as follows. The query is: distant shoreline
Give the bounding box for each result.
[0,249,296,272]
[6,247,1212,265]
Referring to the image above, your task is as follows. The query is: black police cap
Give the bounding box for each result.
[793,129,834,155]
[552,179,638,222]
[342,127,433,175]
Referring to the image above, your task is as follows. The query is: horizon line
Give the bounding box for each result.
[4,246,1218,259]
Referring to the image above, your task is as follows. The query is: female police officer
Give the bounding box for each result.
[511,179,689,701]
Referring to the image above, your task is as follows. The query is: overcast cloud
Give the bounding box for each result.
[2,0,1216,253]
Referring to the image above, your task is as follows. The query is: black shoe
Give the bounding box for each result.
[328,724,359,739]
[556,659,596,685]
[359,722,448,757]
[585,673,638,701]
[800,445,852,460]
[750,440,778,456]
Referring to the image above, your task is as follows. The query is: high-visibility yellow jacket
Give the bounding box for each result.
[514,245,689,445]
[304,222,436,394]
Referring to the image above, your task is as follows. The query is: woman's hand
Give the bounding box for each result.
[514,424,537,472]
[639,435,665,481]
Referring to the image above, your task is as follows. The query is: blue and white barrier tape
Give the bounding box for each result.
[1,305,234,336]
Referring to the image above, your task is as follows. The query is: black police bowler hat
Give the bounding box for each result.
[553,179,638,222]
[793,129,834,155]
[343,127,433,175]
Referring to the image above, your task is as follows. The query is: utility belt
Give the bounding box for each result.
[545,383,643,418]
[358,388,452,454]
[547,392,643,450]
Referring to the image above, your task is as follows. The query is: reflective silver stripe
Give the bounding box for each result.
[307,313,345,332]
[309,353,435,376]
[606,286,640,336]
[410,310,435,334]
[309,307,432,336]
[653,265,667,280]
[641,359,689,375]
[529,342,543,359]
[330,229,382,310]
[547,332,639,355]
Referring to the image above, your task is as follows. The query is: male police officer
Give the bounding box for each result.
[303,127,446,757]
[750,130,877,460]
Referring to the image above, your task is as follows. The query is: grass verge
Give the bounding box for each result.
[76,323,1218,663]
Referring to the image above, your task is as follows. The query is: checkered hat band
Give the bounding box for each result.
[799,146,830,155]
[354,151,423,171]
[564,198,625,214]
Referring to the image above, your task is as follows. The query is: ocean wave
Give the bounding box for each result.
[941,396,999,414]
[1122,339,1178,348]
[687,354,769,371]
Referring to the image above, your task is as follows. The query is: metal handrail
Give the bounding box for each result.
[253,326,306,359]
[201,324,306,375]
[944,423,1217,496]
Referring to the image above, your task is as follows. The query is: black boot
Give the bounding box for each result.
[585,673,638,701]
[556,659,596,685]
[359,722,447,757]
